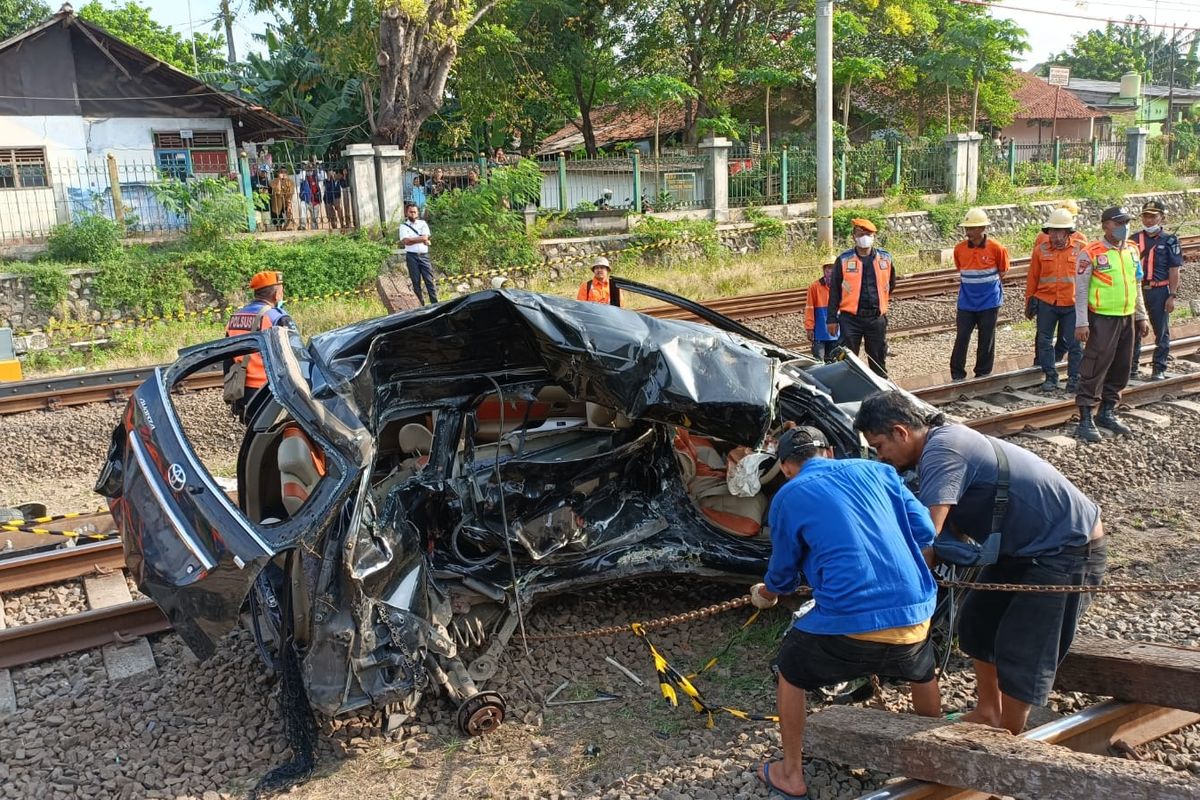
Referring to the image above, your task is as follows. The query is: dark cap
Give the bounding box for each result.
[777,425,831,461]
[1100,206,1131,223]
[1141,198,1166,215]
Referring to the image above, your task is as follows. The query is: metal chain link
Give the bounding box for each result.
[524,576,1200,643]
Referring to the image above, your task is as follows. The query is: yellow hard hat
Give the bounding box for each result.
[960,207,991,227]
[1043,208,1075,230]
[1057,199,1080,216]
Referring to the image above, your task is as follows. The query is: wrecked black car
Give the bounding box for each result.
[96,280,910,736]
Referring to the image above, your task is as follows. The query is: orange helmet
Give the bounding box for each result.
[249,270,283,290]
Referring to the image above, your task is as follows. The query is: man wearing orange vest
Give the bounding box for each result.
[224,270,293,421]
[805,262,839,362]
[576,256,621,306]
[1025,208,1084,392]
[827,218,894,376]
[1030,200,1087,369]
[1073,207,1150,442]
[950,208,1010,382]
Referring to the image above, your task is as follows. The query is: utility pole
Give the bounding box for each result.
[220,0,237,64]
[185,0,199,73]
[1166,25,1177,163]
[816,0,834,251]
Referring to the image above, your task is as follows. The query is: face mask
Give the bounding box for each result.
[276,300,286,313]
[1143,224,1161,235]
[855,234,874,249]
[1112,225,1128,241]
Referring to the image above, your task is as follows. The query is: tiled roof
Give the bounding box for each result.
[1012,71,1103,120]
[537,104,689,155]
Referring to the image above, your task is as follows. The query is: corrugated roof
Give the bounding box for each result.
[537,104,689,155]
[1066,77,1200,102]
[1012,71,1103,120]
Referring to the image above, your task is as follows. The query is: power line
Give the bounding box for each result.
[957,0,1200,33]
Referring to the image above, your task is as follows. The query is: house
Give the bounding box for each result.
[996,71,1109,146]
[1063,75,1200,137]
[536,105,689,157]
[0,4,300,239]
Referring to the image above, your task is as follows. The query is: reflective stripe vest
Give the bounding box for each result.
[1027,239,1084,306]
[577,278,618,306]
[805,278,837,341]
[225,301,278,390]
[837,252,892,315]
[1083,240,1142,316]
[1131,230,1180,287]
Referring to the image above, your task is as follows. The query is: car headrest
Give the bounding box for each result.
[397,422,434,455]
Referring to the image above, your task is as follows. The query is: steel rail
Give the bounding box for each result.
[0,598,170,669]
[857,700,1200,800]
[0,539,125,594]
[0,364,220,415]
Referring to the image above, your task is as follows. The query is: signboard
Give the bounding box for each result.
[663,172,697,205]
[1047,67,1070,87]
[179,129,194,139]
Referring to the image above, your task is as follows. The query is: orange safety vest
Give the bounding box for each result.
[577,278,618,306]
[838,251,893,315]
[1027,239,1083,306]
[225,303,277,390]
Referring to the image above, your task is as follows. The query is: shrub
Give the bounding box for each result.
[265,235,390,299]
[46,213,123,263]
[631,216,720,259]
[832,206,885,242]
[189,188,249,246]
[4,262,71,310]
[94,246,193,315]
[744,207,786,249]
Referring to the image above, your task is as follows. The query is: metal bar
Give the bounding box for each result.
[0,539,123,594]
[781,147,789,205]
[632,151,641,213]
[557,153,567,213]
[0,599,170,669]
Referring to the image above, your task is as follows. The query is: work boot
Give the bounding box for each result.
[1076,406,1101,443]
[1097,401,1132,436]
[1150,369,1168,381]
[1130,367,1144,380]
[1040,375,1059,392]
[1065,376,1079,394]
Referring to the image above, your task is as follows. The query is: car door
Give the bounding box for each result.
[97,325,368,660]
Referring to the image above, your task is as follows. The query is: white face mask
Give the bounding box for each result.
[1143,224,1161,235]
[855,234,874,250]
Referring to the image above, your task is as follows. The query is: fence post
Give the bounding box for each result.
[1007,139,1016,181]
[557,153,568,212]
[893,143,903,187]
[698,136,732,222]
[944,132,982,202]
[374,145,406,229]
[342,143,380,229]
[1091,138,1100,166]
[478,152,489,181]
[632,151,642,213]
[105,154,125,226]
[1126,127,1148,181]
[838,151,846,201]
[238,151,256,232]
[781,146,789,205]
[1053,138,1061,182]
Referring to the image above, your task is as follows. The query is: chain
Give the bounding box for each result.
[525,575,1200,643]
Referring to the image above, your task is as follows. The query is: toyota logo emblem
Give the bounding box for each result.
[167,463,187,492]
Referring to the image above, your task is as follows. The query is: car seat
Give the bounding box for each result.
[278,425,326,515]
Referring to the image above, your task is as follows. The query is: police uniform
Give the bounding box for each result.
[1129,199,1183,379]
[827,221,895,376]
[1073,207,1147,440]
[225,271,293,420]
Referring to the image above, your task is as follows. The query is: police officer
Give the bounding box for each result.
[826,218,895,376]
[224,270,294,421]
[1130,199,1183,381]
[1074,207,1150,442]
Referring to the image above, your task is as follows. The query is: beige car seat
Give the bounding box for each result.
[278,425,325,515]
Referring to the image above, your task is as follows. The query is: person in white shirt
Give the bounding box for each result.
[400,202,437,304]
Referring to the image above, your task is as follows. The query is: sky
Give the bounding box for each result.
[139,0,1200,74]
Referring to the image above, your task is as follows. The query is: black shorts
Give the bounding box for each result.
[771,626,936,691]
[957,540,1107,706]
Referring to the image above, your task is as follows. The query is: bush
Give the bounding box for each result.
[189,188,248,246]
[4,262,71,310]
[744,207,786,249]
[94,246,194,315]
[631,216,720,260]
[46,213,123,263]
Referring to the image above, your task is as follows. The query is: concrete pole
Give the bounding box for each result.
[815,0,834,251]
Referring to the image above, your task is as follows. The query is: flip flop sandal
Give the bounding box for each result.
[758,761,810,800]
[944,711,966,721]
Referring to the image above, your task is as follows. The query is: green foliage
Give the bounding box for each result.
[94,246,194,315]
[150,176,248,246]
[632,216,720,260]
[4,261,70,310]
[1049,22,1200,87]
[0,0,49,39]
[744,207,786,249]
[77,1,226,74]
[832,206,885,242]
[46,213,124,263]
[257,235,390,299]
[926,200,969,238]
[423,159,543,275]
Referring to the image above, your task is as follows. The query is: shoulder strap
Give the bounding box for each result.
[253,306,271,331]
[987,436,1010,533]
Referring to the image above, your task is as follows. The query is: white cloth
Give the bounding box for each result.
[727,451,773,497]
[401,219,430,254]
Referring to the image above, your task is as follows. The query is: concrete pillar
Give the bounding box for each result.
[943,132,984,202]
[374,145,406,228]
[1126,127,1149,182]
[698,136,732,222]
[342,143,379,229]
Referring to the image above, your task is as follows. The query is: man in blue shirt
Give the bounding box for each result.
[750,426,941,800]
[854,391,1106,736]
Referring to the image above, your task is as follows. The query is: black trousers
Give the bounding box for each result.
[1077,313,1134,407]
[405,252,438,305]
[837,312,888,376]
[811,339,837,362]
[950,307,1000,380]
[1130,286,1171,375]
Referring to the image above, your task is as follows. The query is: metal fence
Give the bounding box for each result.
[983,139,1128,189]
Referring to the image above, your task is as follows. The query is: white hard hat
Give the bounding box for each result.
[1043,208,1075,230]
[491,276,512,289]
[960,207,991,227]
[591,255,611,269]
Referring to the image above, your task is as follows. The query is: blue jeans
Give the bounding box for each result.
[1035,302,1081,382]
[812,339,836,362]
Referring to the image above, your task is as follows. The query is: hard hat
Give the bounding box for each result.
[960,207,991,227]
[249,270,283,290]
[1057,199,1080,216]
[591,255,611,270]
[1042,208,1075,230]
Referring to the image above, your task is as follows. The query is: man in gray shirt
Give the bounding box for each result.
[855,391,1106,735]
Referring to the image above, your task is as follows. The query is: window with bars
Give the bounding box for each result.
[152,131,230,178]
[0,147,49,189]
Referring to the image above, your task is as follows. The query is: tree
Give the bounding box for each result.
[0,0,49,39]
[739,66,797,151]
[77,1,226,74]
[622,75,697,158]
[945,12,1026,130]
[373,1,497,148]
[1048,22,1200,88]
